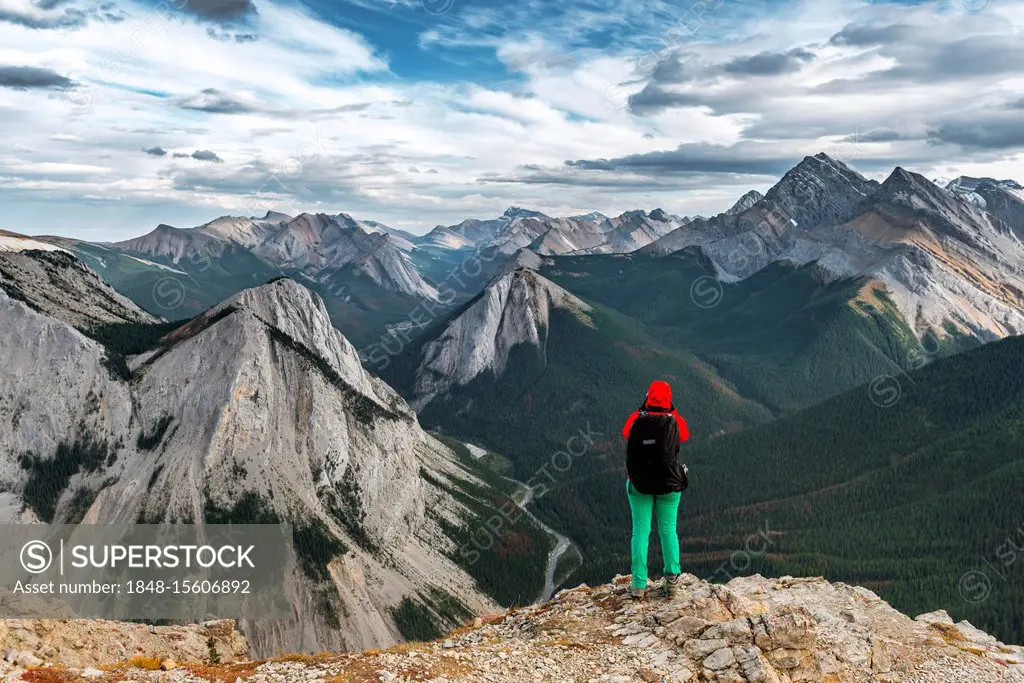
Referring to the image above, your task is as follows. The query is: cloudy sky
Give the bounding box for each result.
[1,0,1022,239]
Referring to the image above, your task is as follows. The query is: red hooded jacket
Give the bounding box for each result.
[621,380,691,442]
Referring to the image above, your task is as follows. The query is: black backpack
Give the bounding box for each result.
[626,409,688,495]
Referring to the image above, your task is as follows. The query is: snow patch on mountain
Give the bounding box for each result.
[0,231,71,254]
[124,255,187,274]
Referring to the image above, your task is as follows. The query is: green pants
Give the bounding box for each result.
[626,480,682,589]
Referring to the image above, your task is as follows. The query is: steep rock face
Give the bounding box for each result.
[947,176,1024,240]
[725,190,765,216]
[642,157,1024,340]
[410,268,592,409]
[0,253,498,655]
[763,153,880,228]
[357,218,418,252]
[0,249,159,328]
[840,168,1024,338]
[0,251,158,517]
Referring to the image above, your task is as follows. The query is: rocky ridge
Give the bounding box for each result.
[7,574,1021,682]
[0,618,247,671]
[418,207,682,258]
[0,251,501,656]
[944,177,1024,240]
[0,249,159,328]
[641,156,1024,340]
[409,267,593,409]
[113,212,438,301]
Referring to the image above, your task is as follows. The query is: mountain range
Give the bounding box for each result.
[4,152,1024,651]
[0,246,552,655]
[23,154,1024,353]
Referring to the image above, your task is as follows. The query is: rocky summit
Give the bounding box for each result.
[4,574,1020,682]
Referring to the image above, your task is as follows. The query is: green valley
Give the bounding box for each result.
[534,335,1024,643]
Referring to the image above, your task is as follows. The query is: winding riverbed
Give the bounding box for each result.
[509,477,574,603]
[463,441,575,603]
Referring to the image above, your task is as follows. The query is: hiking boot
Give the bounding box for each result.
[627,585,647,600]
[662,574,681,599]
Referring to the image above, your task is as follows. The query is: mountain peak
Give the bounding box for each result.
[888,166,916,181]
[725,190,764,216]
[763,153,879,227]
[406,266,591,409]
[948,175,1024,192]
[502,206,545,220]
[878,166,937,196]
[260,210,293,222]
[797,152,848,173]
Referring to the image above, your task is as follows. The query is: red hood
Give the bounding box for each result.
[644,380,673,409]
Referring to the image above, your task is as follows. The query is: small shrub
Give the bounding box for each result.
[137,415,174,452]
[20,434,110,523]
[206,636,221,665]
[390,597,443,642]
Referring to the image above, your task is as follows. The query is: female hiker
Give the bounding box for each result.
[621,380,690,599]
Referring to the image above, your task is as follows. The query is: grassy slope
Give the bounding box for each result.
[404,301,773,480]
[430,435,553,607]
[72,242,281,321]
[540,251,973,413]
[73,243,428,348]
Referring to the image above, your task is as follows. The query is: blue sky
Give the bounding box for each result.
[1,0,1022,239]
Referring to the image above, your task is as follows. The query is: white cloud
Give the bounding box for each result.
[0,0,1023,238]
